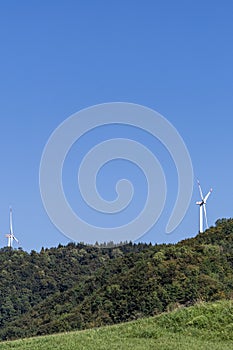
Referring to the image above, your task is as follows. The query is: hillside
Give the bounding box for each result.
[0,218,233,340]
[0,300,232,350]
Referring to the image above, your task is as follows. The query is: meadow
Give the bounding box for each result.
[0,300,232,350]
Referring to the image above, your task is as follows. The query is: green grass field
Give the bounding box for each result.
[0,300,232,350]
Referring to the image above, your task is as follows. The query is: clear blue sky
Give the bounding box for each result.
[0,1,232,251]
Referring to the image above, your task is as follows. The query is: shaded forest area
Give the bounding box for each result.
[0,218,232,340]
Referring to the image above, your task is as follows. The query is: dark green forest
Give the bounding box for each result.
[0,218,233,341]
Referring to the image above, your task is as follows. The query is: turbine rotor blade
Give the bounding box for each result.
[203,204,208,229]
[197,180,204,200]
[10,207,13,234]
[13,235,19,243]
[204,188,212,203]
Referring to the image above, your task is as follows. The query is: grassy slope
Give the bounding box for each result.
[0,300,232,350]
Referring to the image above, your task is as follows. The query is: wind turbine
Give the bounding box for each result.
[5,207,19,248]
[196,180,212,233]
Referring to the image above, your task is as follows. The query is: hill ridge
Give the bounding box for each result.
[0,218,233,340]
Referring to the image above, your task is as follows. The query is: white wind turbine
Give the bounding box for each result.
[196,180,212,233]
[5,207,19,248]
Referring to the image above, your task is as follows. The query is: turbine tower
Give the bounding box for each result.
[196,180,212,233]
[5,207,19,248]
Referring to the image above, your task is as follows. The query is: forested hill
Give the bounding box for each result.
[0,218,233,340]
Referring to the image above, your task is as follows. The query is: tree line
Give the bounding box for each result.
[0,218,232,340]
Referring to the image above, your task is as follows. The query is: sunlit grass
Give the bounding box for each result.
[0,300,232,350]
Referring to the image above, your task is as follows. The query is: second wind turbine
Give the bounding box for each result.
[196,180,212,233]
[5,207,19,248]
